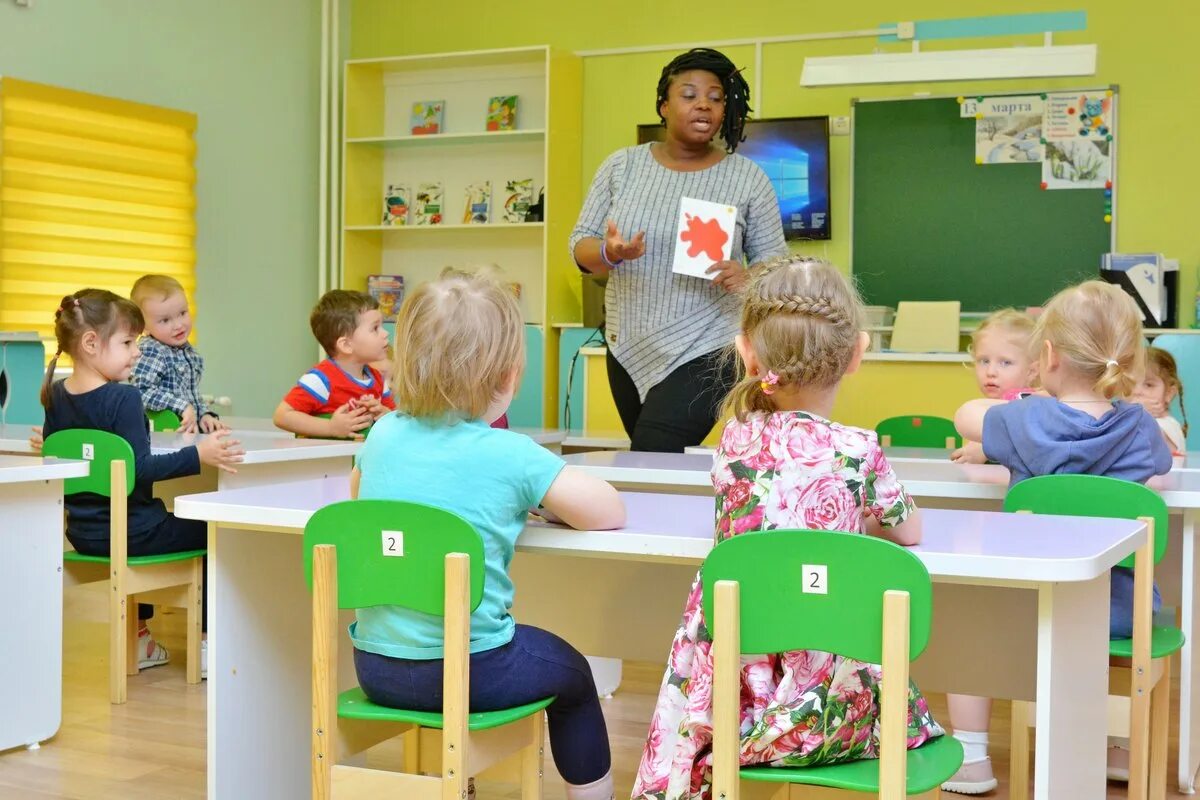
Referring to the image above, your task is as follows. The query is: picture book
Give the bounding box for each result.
[463,181,491,224]
[671,196,736,280]
[381,184,410,226]
[502,178,533,223]
[410,101,445,135]
[415,182,443,225]
[486,95,517,131]
[367,275,405,322]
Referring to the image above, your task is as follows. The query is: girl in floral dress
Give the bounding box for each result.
[632,256,945,800]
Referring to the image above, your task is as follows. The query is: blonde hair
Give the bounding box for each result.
[1034,280,1144,400]
[970,308,1035,353]
[392,268,524,420]
[1146,346,1188,436]
[721,256,864,422]
[130,274,185,307]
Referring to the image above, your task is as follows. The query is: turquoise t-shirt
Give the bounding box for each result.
[350,412,566,659]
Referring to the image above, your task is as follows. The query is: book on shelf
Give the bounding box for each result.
[367,275,405,322]
[486,95,517,131]
[410,101,445,135]
[381,184,410,226]
[502,178,533,223]
[463,181,492,224]
[415,183,444,225]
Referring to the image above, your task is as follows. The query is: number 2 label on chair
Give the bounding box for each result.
[382,531,404,557]
[802,565,827,594]
[81,443,94,461]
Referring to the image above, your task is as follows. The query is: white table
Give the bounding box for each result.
[0,455,90,752]
[510,427,567,453]
[175,479,1144,800]
[565,448,1200,792]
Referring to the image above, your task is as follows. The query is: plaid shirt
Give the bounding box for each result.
[130,336,211,418]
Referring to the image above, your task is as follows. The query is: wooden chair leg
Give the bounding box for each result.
[1148,657,1171,800]
[1009,700,1031,800]
[520,710,545,800]
[1128,517,1156,800]
[402,727,421,775]
[186,559,202,684]
[110,460,130,704]
[125,598,140,676]
[110,575,128,704]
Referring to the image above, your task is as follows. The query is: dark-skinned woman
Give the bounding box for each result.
[569,48,787,453]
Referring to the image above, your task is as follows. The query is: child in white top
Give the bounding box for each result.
[1133,346,1188,454]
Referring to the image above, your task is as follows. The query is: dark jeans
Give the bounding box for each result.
[354,624,610,785]
[67,514,207,631]
[607,347,736,453]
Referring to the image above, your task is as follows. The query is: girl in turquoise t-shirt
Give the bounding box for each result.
[350,269,626,800]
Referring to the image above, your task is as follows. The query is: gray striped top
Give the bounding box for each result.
[569,144,787,400]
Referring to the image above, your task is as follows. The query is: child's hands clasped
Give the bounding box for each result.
[199,413,228,434]
[196,431,245,474]
[330,401,373,439]
[355,394,390,421]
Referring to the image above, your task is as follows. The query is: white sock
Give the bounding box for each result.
[565,771,614,800]
[952,729,989,764]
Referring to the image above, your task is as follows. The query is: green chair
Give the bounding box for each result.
[43,429,204,703]
[703,530,963,799]
[146,408,182,432]
[876,415,962,449]
[304,500,550,799]
[1004,475,1179,800]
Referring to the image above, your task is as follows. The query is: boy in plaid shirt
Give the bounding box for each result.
[129,275,225,434]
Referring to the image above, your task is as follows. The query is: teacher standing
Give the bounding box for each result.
[570,47,788,453]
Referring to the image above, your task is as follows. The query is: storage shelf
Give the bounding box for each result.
[344,222,545,232]
[347,129,545,148]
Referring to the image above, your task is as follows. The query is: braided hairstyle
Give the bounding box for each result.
[41,289,143,408]
[655,48,752,153]
[721,256,865,422]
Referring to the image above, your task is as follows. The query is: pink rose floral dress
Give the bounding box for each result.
[631,410,946,800]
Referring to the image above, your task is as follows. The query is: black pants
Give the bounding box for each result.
[607,348,735,453]
[68,514,208,631]
[354,624,610,785]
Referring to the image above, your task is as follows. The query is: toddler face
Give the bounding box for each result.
[973,329,1034,399]
[1132,367,1173,417]
[141,290,192,347]
[97,326,141,382]
[348,308,390,363]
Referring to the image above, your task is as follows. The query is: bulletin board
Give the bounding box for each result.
[851,88,1118,310]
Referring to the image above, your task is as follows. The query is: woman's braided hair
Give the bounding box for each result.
[721,256,865,422]
[655,48,752,153]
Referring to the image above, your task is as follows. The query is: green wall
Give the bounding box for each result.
[351,0,1198,326]
[0,0,323,415]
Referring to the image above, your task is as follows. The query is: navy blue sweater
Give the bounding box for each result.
[43,381,201,541]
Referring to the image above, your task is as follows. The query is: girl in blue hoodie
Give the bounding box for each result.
[946,280,1172,792]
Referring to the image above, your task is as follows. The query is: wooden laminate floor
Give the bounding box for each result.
[0,585,1189,799]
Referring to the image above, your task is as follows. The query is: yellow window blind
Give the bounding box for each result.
[0,77,197,349]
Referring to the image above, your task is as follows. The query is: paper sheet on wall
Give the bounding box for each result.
[672,197,736,280]
[965,95,1045,165]
[1044,91,1113,141]
[1042,139,1111,189]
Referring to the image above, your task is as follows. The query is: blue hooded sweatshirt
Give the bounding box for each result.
[982,395,1173,487]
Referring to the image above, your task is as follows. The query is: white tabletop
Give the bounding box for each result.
[511,427,567,446]
[0,455,89,484]
[174,477,1145,583]
[562,450,1200,509]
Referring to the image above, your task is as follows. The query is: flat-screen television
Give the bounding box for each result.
[637,116,831,241]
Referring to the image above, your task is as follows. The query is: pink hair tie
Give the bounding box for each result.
[760,370,780,395]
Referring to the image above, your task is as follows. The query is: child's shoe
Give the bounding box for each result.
[941,757,998,794]
[137,628,171,669]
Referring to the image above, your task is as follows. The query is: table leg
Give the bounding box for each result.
[1033,574,1109,798]
[0,480,63,751]
[207,524,354,800]
[1180,509,1199,793]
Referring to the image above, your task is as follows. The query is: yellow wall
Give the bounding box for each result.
[352,0,1197,327]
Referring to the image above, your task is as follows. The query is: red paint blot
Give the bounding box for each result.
[679,214,729,262]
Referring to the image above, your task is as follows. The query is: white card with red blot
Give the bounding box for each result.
[672,196,737,280]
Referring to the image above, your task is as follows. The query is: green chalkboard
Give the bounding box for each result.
[852,96,1112,311]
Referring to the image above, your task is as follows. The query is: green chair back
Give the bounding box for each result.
[702,530,932,662]
[875,415,962,448]
[1004,474,1168,569]
[43,429,135,497]
[303,499,485,614]
[146,409,181,432]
